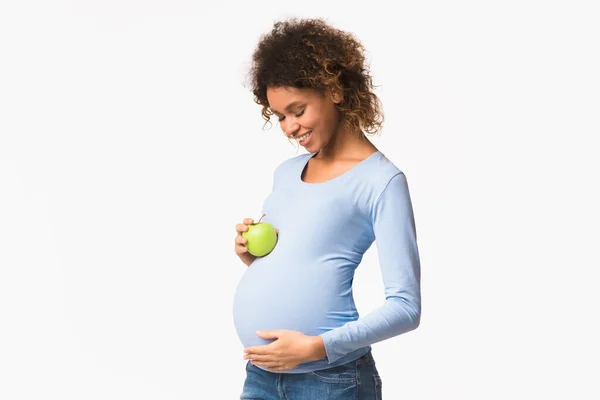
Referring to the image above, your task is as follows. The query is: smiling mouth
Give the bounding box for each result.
[297,131,312,144]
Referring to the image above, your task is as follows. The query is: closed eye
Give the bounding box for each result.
[277,109,305,122]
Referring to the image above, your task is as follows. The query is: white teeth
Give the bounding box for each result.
[297,131,311,142]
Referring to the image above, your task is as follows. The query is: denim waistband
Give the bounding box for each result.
[355,348,376,365]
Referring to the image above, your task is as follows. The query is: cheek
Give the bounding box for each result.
[302,105,338,135]
[300,112,318,130]
[321,108,340,134]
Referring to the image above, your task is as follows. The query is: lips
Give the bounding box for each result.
[297,130,312,146]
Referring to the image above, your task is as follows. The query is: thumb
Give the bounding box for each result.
[256,330,280,339]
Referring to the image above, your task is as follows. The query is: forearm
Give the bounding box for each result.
[319,295,420,363]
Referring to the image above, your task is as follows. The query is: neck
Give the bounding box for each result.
[315,124,376,161]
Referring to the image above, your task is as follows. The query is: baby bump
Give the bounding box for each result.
[232,256,357,348]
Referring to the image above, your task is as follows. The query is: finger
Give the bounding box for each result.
[275,229,279,234]
[243,218,254,225]
[235,236,248,245]
[251,360,281,368]
[235,244,249,254]
[244,345,273,356]
[256,330,281,339]
[246,354,277,362]
[235,223,248,234]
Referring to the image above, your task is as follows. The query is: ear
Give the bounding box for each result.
[330,88,343,104]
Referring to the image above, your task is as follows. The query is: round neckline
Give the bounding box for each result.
[298,150,381,186]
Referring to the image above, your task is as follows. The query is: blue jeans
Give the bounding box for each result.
[240,349,383,399]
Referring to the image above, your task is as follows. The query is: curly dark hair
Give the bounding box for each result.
[248,17,384,136]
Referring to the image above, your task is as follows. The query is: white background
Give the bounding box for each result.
[1,1,598,399]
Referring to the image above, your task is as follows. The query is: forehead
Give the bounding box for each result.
[266,86,319,111]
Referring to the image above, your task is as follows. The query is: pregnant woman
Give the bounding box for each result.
[232,17,422,399]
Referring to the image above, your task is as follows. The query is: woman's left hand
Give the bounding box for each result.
[243,330,327,371]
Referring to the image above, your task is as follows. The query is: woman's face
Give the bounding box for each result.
[266,86,342,152]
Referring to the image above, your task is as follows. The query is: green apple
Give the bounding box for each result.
[242,222,278,257]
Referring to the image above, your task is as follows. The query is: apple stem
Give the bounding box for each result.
[258,213,266,223]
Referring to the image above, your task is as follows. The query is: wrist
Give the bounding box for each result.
[242,253,256,267]
[309,335,327,361]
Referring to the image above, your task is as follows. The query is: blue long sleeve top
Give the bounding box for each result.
[232,150,421,373]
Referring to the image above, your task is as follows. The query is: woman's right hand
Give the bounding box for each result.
[235,218,258,267]
[235,218,279,267]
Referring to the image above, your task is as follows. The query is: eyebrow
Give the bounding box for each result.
[269,101,304,115]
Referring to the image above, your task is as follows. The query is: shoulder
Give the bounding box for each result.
[277,152,311,169]
[271,152,312,187]
[360,153,414,221]
[362,151,406,194]
[348,151,409,218]
[273,152,311,175]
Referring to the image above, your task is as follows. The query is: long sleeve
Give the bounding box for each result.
[319,172,421,364]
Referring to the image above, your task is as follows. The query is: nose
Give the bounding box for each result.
[281,119,300,138]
